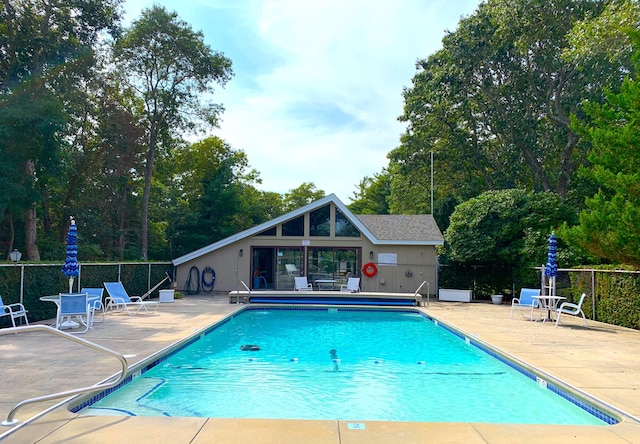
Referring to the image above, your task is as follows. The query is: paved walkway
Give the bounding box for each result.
[1,296,639,443]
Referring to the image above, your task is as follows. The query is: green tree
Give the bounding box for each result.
[112,5,233,260]
[0,0,122,259]
[563,33,640,266]
[283,183,325,212]
[348,171,391,215]
[390,0,613,222]
[444,189,576,293]
[167,137,260,257]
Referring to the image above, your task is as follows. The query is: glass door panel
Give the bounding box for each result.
[275,248,303,290]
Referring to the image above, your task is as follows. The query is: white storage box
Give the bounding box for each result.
[439,289,472,302]
[159,289,175,303]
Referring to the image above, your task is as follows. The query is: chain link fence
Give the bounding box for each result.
[440,264,640,330]
[0,262,172,324]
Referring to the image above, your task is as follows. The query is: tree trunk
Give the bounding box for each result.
[6,212,15,260]
[118,192,127,261]
[140,128,157,260]
[25,161,40,261]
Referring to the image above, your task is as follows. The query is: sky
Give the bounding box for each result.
[122,0,482,203]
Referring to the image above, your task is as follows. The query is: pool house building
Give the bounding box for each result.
[172,194,443,295]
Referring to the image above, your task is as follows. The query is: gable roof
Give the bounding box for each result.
[172,193,443,266]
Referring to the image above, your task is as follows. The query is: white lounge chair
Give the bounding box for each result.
[294,277,313,291]
[58,293,91,334]
[340,277,360,293]
[104,282,159,315]
[81,287,105,325]
[555,293,588,328]
[0,295,29,328]
[510,288,542,321]
[285,264,299,278]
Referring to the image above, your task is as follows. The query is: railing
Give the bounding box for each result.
[415,280,429,307]
[0,325,128,427]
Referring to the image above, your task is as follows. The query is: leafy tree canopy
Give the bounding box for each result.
[562,32,640,266]
[445,189,576,268]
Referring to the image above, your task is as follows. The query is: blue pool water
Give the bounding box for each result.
[81,308,612,424]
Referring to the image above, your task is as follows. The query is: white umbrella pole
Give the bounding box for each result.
[69,277,74,293]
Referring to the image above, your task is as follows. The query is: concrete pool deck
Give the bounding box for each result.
[1,295,639,443]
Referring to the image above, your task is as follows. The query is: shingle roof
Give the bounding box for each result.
[356,214,443,243]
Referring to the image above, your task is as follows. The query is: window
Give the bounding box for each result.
[282,215,304,236]
[335,208,360,237]
[256,227,276,236]
[307,248,360,280]
[310,205,330,237]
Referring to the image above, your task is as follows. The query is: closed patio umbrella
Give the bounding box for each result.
[61,217,79,293]
[544,233,558,296]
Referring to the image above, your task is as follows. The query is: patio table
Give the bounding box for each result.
[532,295,566,322]
[39,294,101,330]
[315,279,337,290]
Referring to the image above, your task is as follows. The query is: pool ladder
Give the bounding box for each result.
[0,325,128,427]
[415,281,429,307]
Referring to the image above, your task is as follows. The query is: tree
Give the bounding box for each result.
[112,5,233,260]
[390,0,613,222]
[283,183,325,212]
[443,189,576,294]
[562,33,640,266]
[348,171,391,215]
[0,0,122,259]
[167,137,260,257]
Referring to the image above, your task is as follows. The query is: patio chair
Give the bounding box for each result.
[0,295,29,328]
[555,293,588,328]
[285,264,299,278]
[104,282,160,315]
[58,293,91,334]
[81,287,105,325]
[294,276,313,291]
[510,288,542,321]
[340,277,360,293]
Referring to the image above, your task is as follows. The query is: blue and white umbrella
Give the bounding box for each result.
[544,233,558,295]
[61,217,79,293]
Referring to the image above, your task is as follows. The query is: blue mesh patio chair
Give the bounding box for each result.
[510,288,542,321]
[104,282,159,315]
[81,287,105,325]
[58,293,90,334]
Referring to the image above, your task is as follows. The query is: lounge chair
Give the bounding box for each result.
[555,293,588,328]
[294,277,313,291]
[0,295,29,328]
[81,287,105,325]
[104,282,159,315]
[510,288,542,321]
[340,277,360,293]
[285,264,299,278]
[58,293,91,333]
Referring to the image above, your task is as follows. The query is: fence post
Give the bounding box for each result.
[591,269,596,321]
[19,264,24,305]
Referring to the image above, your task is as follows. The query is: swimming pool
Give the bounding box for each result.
[77,307,616,425]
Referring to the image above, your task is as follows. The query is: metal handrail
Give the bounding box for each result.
[415,280,429,307]
[0,325,128,426]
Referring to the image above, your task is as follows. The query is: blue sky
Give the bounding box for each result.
[123,0,481,203]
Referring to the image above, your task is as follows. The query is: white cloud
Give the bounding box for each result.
[124,0,482,202]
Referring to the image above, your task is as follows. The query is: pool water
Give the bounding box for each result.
[82,308,609,424]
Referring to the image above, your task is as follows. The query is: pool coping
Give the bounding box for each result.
[2,297,640,443]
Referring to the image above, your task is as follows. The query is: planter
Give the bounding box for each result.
[159,289,175,303]
[491,294,503,305]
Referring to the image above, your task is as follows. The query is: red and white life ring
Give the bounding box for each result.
[362,262,378,278]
